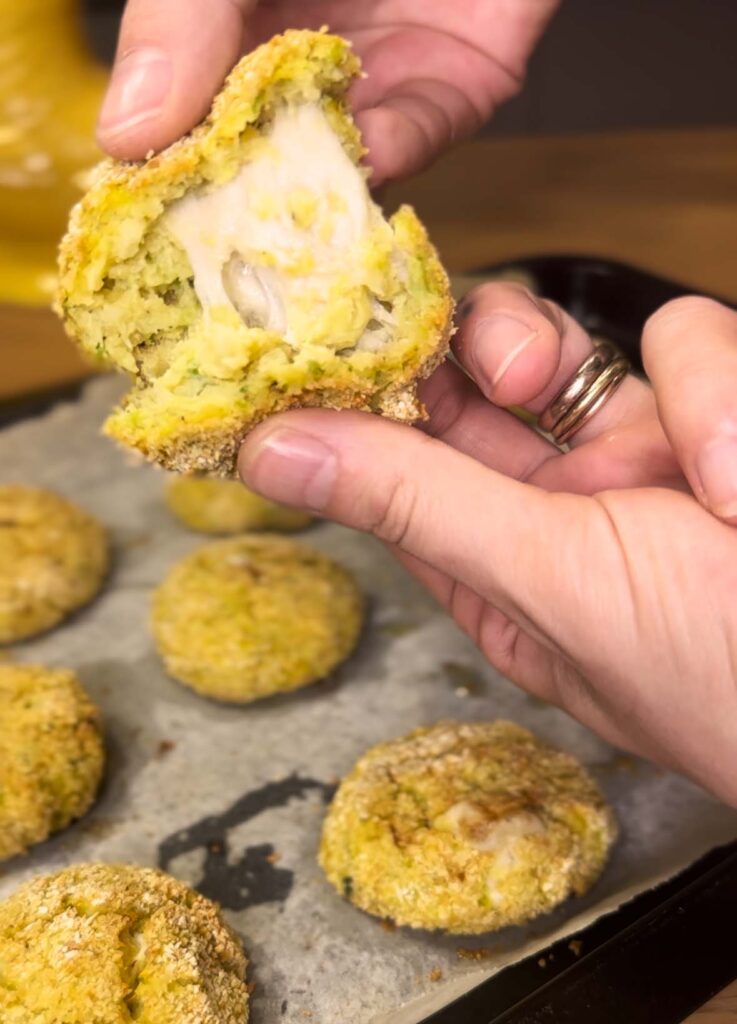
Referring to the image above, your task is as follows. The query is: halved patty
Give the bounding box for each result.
[57,30,453,475]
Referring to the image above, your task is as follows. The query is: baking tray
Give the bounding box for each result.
[1,257,736,1024]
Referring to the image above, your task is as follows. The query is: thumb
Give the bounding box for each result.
[643,296,737,524]
[238,409,584,624]
[98,0,256,159]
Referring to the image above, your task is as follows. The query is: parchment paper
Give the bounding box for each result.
[1,375,735,1024]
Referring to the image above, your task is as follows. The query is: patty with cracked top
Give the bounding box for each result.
[0,863,249,1023]
[320,720,617,933]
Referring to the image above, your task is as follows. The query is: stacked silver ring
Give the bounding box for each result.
[538,341,631,445]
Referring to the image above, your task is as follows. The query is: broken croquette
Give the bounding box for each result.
[57,30,453,475]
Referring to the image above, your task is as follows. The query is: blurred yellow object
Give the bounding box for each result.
[0,0,106,306]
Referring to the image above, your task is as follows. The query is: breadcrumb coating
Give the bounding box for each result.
[0,664,104,862]
[151,535,363,702]
[0,485,109,643]
[0,863,249,1023]
[320,721,617,934]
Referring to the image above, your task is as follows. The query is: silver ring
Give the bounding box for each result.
[538,342,631,445]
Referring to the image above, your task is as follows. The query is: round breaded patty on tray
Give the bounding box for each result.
[320,720,617,934]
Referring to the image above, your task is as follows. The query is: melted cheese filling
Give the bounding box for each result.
[164,102,398,365]
[437,801,546,857]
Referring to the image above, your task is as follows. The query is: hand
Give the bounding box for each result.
[97,0,559,184]
[238,287,737,807]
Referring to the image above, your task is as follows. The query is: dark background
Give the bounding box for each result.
[84,0,737,135]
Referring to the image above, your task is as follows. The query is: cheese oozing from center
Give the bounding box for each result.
[164,102,397,355]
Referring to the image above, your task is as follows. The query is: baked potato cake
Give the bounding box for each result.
[0,664,104,862]
[320,720,617,934]
[57,30,453,475]
[0,863,249,1023]
[165,476,312,534]
[0,485,108,643]
[151,535,363,702]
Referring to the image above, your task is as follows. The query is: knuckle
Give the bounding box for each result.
[368,472,420,548]
[478,605,523,674]
[422,380,467,440]
[458,283,562,350]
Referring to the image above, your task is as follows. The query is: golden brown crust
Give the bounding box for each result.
[151,535,364,702]
[118,378,428,477]
[0,664,104,863]
[0,863,249,1023]
[320,720,617,934]
[0,485,109,642]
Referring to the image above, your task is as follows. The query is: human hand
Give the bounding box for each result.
[238,287,737,807]
[97,0,559,184]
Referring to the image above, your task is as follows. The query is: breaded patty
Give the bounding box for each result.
[0,485,109,643]
[0,863,249,1023]
[151,535,363,702]
[0,664,104,862]
[165,476,312,534]
[57,30,453,476]
[319,720,617,934]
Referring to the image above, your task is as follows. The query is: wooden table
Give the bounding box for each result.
[386,127,737,302]
[3,126,737,1021]
[684,984,737,1023]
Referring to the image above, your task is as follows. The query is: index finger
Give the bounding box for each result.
[97,0,256,160]
[455,282,655,444]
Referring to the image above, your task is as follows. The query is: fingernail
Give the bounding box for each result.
[470,314,538,390]
[98,48,172,138]
[696,436,737,521]
[239,429,337,511]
